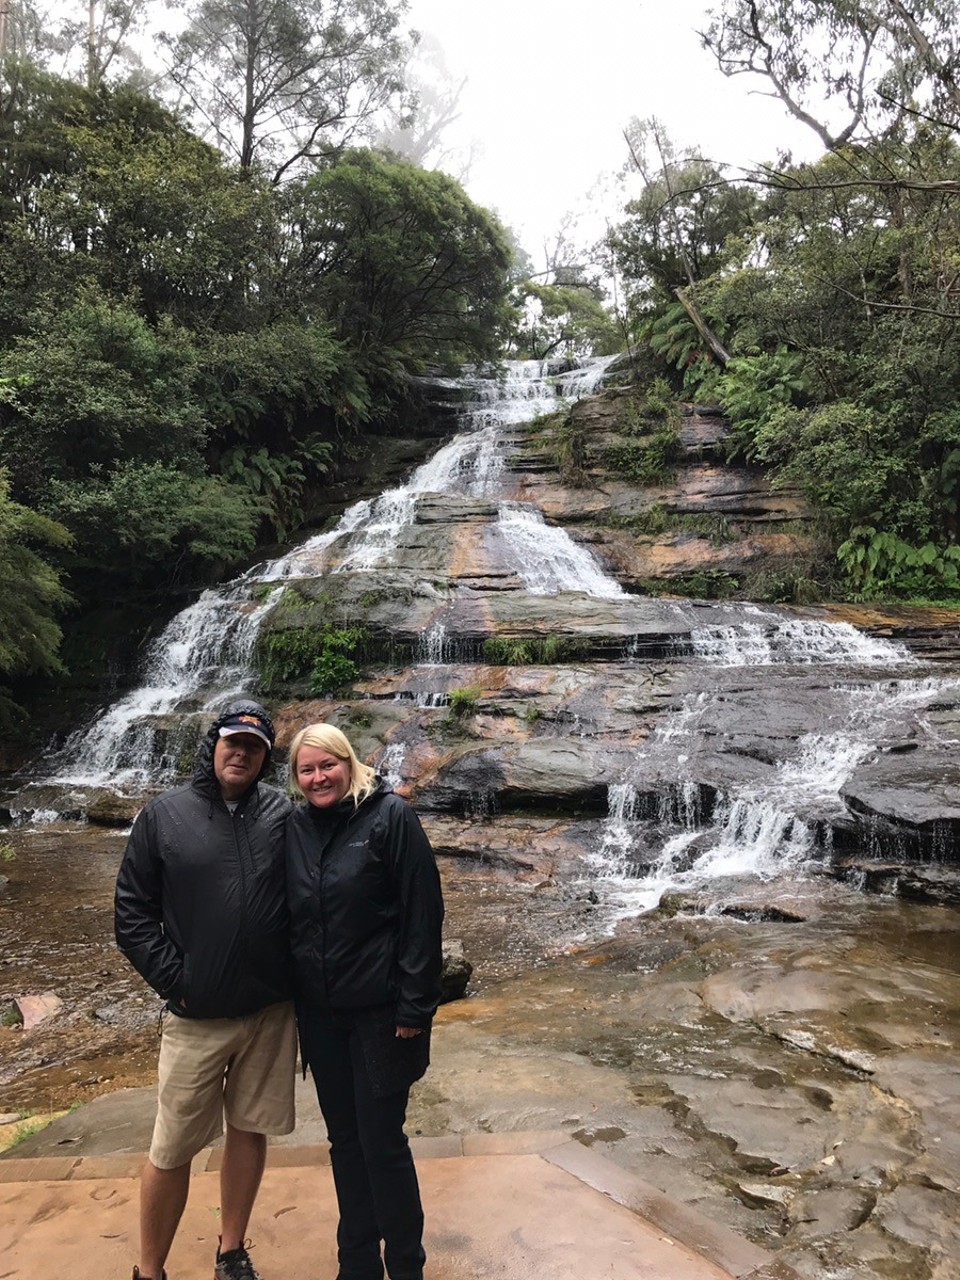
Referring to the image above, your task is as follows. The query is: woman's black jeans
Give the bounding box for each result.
[299,1004,426,1280]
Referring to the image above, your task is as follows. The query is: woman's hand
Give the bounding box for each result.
[395,1026,423,1038]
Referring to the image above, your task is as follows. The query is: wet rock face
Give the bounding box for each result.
[438,939,472,1003]
[841,747,960,842]
[244,379,960,874]
[269,638,960,874]
[9,370,959,903]
[414,883,960,1280]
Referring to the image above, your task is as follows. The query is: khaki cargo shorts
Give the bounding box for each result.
[149,999,296,1169]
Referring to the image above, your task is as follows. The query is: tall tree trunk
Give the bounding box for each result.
[88,0,97,89]
[674,287,731,366]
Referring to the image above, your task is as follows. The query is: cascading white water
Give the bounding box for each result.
[456,358,566,426]
[688,617,912,666]
[256,500,373,582]
[418,622,449,665]
[494,505,625,598]
[378,742,407,790]
[39,359,587,799]
[336,426,505,573]
[554,353,620,400]
[49,584,283,788]
[590,626,933,917]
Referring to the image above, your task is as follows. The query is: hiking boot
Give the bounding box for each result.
[214,1242,263,1280]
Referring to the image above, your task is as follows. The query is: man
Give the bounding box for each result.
[115,699,295,1280]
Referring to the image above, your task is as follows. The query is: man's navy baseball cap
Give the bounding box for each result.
[218,711,273,749]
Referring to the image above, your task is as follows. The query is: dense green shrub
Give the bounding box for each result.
[257,624,365,694]
[483,635,589,665]
[311,628,365,696]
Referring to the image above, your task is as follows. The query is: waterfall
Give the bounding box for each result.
[418,622,450,666]
[256,500,373,582]
[554,353,619,399]
[589,635,939,916]
[457,358,567,426]
[22,341,951,916]
[33,358,586,803]
[48,584,283,789]
[378,742,407,790]
[336,426,504,573]
[494,505,625,598]
[687,617,912,666]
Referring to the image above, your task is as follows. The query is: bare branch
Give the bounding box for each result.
[813,271,960,319]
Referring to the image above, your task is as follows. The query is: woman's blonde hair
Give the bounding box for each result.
[288,722,377,807]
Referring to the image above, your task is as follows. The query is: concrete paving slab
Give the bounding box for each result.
[71,1153,146,1180]
[542,1141,772,1278]
[0,1139,809,1280]
[0,1090,806,1280]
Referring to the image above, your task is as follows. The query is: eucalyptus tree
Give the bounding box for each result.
[604,119,755,377]
[509,279,619,361]
[0,0,44,63]
[373,31,477,183]
[0,0,148,88]
[164,0,413,182]
[701,0,960,147]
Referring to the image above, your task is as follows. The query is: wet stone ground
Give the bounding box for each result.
[2,822,959,1280]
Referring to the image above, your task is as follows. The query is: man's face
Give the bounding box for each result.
[214,732,268,800]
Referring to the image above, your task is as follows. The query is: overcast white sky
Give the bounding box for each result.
[402,0,821,265]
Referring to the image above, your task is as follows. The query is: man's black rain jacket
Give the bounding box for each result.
[114,701,292,1019]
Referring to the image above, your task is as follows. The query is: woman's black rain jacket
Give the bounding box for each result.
[286,780,443,1030]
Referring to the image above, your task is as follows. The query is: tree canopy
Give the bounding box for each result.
[165,0,412,181]
[288,148,514,374]
[701,0,960,148]
[0,469,72,729]
[0,48,518,727]
[609,1,960,602]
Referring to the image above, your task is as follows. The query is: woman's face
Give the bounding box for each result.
[296,744,352,808]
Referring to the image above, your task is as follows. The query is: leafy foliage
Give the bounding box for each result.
[483,635,589,665]
[606,386,684,485]
[0,292,206,502]
[447,686,481,716]
[702,0,960,150]
[42,462,262,588]
[164,0,411,182]
[510,279,619,360]
[0,471,72,727]
[289,149,515,375]
[0,72,271,333]
[257,624,365,694]
[610,58,960,600]
[608,129,757,307]
[837,527,960,599]
[310,628,365,696]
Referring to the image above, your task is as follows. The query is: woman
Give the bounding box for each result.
[286,723,444,1280]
